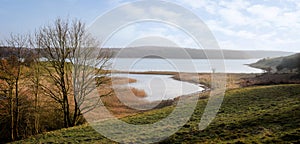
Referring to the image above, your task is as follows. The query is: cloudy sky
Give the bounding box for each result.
[0,0,299,52]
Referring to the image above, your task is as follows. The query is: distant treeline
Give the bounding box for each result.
[0,46,32,58]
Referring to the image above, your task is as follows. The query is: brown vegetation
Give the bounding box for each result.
[109,77,137,85]
[130,87,147,98]
[172,73,256,90]
[0,18,111,143]
[240,73,300,87]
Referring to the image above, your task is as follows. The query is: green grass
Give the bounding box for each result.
[14,84,300,143]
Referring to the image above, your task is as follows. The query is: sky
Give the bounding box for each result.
[0,0,299,52]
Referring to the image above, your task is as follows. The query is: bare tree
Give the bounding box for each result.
[28,34,43,134]
[0,58,15,141]
[0,34,29,140]
[71,39,112,125]
[37,18,111,127]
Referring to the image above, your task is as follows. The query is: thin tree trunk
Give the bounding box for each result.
[33,49,41,134]
[34,82,39,134]
[9,86,14,141]
[63,103,67,128]
[64,91,71,127]
[72,99,79,126]
[61,64,71,128]
[15,77,19,139]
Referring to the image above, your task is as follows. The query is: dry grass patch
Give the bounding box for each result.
[130,87,147,98]
[173,73,256,89]
[110,77,137,85]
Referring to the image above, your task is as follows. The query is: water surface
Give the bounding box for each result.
[111,58,263,73]
[113,74,204,102]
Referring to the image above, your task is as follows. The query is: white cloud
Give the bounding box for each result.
[104,0,300,52]
[201,1,300,52]
[149,6,181,20]
[103,24,138,47]
[247,5,281,21]
[179,0,217,14]
[119,3,145,18]
[219,0,250,10]
[278,10,300,27]
[104,22,198,48]
[180,0,206,9]
[219,8,250,26]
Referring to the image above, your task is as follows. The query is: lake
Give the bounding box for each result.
[110,58,263,73]
[110,58,262,102]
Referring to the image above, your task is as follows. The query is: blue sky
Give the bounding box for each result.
[0,0,299,52]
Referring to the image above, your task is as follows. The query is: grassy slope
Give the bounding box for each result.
[249,57,283,70]
[249,53,300,72]
[14,84,300,143]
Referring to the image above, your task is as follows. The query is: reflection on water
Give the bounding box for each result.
[113,74,204,102]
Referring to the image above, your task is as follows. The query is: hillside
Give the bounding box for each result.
[0,46,292,60]
[107,46,292,59]
[249,53,300,73]
[15,84,300,143]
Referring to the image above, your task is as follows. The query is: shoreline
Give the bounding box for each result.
[107,71,300,115]
[112,71,257,89]
[113,72,206,102]
[110,71,257,104]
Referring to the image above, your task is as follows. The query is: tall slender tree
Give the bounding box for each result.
[0,34,29,140]
[29,35,43,134]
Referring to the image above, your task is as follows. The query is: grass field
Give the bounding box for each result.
[14,84,300,143]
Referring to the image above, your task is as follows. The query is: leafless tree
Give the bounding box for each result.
[0,34,29,140]
[37,18,111,127]
[28,34,43,134]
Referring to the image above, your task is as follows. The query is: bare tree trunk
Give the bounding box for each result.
[29,45,41,134]
[34,87,39,134]
[72,97,79,126]
[9,86,14,141]
[62,86,70,127]
[33,66,40,134]
[15,76,19,139]
[1,34,29,140]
